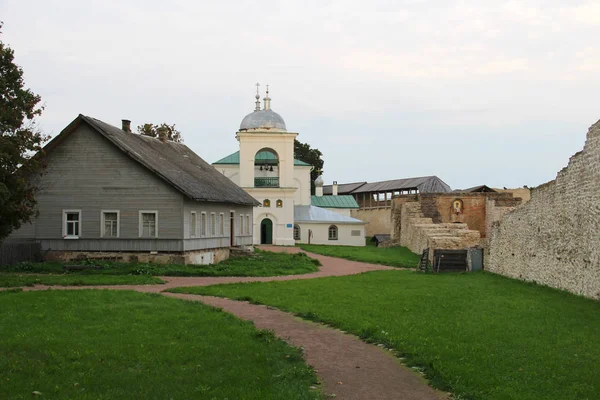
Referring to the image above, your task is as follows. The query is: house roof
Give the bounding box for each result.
[326,176,452,194]
[322,181,367,195]
[294,205,365,224]
[45,115,259,206]
[311,195,359,209]
[213,150,311,166]
[455,185,497,193]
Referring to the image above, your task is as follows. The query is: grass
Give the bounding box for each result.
[0,274,163,287]
[1,249,320,279]
[171,270,600,400]
[298,241,419,268]
[0,290,321,400]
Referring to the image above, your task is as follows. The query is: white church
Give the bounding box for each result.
[213,87,366,246]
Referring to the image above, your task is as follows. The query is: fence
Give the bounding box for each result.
[0,241,42,266]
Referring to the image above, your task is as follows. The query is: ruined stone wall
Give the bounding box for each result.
[488,120,600,300]
[390,195,419,240]
[350,208,393,236]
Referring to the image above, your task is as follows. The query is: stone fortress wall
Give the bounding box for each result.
[488,120,600,300]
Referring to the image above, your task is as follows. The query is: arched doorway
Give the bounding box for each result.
[260,218,273,244]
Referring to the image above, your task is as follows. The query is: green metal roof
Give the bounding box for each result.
[311,195,359,209]
[213,151,311,166]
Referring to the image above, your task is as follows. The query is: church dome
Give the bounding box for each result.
[240,109,287,131]
[314,175,324,187]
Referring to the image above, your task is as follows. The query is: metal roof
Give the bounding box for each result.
[311,195,359,209]
[46,115,259,206]
[350,176,452,194]
[213,150,311,166]
[322,181,367,195]
[240,109,287,131]
[294,205,365,224]
[455,185,497,193]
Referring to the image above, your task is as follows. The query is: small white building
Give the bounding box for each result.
[213,87,366,247]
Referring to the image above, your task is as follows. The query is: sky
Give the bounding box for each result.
[1,0,599,190]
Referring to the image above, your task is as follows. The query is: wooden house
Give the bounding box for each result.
[7,115,258,264]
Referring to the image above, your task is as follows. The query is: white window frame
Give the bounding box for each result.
[101,210,120,238]
[246,215,251,235]
[190,211,197,237]
[293,224,301,241]
[240,214,244,235]
[201,212,207,236]
[62,209,82,239]
[328,225,338,241]
[210,213,216,236]
[139,210,158,238]
[219,213,224,236]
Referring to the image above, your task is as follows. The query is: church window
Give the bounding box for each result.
[293,224,300,240]
[276,199,283,208]
[263,199,271,208]
[328,225,338,241]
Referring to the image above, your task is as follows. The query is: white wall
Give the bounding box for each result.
[295,222,366,246]
[293,165,312,206]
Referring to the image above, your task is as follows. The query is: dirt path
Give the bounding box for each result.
[11,247,447,399]
[166,293,447,400]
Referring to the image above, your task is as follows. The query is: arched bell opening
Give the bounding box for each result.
[254,148,279,188]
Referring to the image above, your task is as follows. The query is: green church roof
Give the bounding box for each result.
[311,195,359,209]
[213,151,311,166]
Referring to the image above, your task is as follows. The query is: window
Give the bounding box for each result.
[101,210,119,238]
[201,212,207,236]
[190,211,197,237]
[276,199,283,208]
[293,224,300,240]
[351,230,361,236]
[240,214,244,235]
[139,211,158,238]
[219,213,224,235]
[246,215,251,235]
[63,210,81,239]
[211,213,216,236]
[328,225,338,240]
[263,199,270,208]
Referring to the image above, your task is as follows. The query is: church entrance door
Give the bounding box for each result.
[260,218,273,244]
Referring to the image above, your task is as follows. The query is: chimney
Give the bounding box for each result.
[121,119,131,132]
[332,181,338,196]
[157,126,168,143]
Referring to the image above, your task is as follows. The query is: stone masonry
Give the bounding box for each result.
[386,201,481,260]
[488,120,600,300]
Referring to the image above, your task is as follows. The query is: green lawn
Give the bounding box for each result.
[298,243,419,268]
[0,290,321,400]
[172,270,600,400]
[0,274,163,287]
[2,249,320,278]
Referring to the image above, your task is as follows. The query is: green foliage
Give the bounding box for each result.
[0,274,163,287]
[0,290,321,399]
[294,139,324,194]
[178,271,600,400]
[299,243,419,268]
[0,250,320,278]
[0,22,48,241]
[136,122,183,142]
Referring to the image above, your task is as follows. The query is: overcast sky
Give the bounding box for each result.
[2,0,599,189]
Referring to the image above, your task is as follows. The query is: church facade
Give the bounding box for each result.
[213,87,366,246]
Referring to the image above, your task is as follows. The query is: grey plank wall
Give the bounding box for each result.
[10,124,185,251]
[182,198,253,250]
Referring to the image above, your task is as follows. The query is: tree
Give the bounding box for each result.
[0,22,48,242]
[294,139,324,195]
[137,123,183,143]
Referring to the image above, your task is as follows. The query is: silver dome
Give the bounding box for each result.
[240,109,287,131]
[314,175,324,187]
